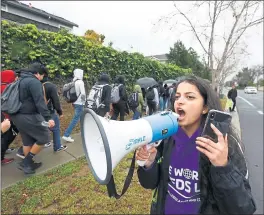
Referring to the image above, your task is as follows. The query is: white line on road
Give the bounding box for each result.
[238,96,255,107]
[257,111,263,115]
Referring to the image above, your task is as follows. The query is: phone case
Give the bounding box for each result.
[201,109,232,143]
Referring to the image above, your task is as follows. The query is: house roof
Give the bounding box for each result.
[3,0,79,27]
[146,54,168,61]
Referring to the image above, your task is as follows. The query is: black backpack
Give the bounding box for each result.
[145,87,155,101]
[62,80,80,103]
[128,92,139,109]
[1,79,23,115]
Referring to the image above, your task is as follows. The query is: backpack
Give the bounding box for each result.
[42,82,50,105]
[62,80,80,103]
[111,84,121,103]
[86,84,106,112]
[1,79,22,115]
[128,92,139,109]
[145,87,155,101]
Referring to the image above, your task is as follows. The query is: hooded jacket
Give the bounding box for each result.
[138,135,256,215]
[73,69,86,105]
[15,70,51,121]
[133,84,144,112]
[96,73,112,112]
[115,75,127,102]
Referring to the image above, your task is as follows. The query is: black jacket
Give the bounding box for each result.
[16,71,51,121]
[137,136,256,214]
[42,80,63,116]
[227,88,237,100]
[96,74,112,112]
[116,75,127,102]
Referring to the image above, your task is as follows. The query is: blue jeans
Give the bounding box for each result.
[132,110,141,120]
[49,113,62,151]
[64,104,84,137]
[159,97,164,111]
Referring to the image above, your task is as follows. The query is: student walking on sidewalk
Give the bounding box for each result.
[62,69,86,142]
[42,73,67,152]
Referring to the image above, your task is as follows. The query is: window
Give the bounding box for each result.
[1,4,7,11]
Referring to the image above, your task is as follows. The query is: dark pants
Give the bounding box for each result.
[1,124,18,160]
[147,101,157,116]
[97,108,108,117]
[11,114,50,146]
[232,98,236,111]
[111,101,126,121]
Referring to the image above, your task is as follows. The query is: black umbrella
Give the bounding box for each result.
[163,79,177,86]
[136,77,158,89]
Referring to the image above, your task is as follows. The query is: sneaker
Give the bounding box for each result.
[6,148,15,154]
[44,142,52,148]
[55,145,68,152]
[62,136,74,143]
[18,161,42,171]
[16,148,25,159]
[1,158,14,164]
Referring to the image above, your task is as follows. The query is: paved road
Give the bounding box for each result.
[237,90,263,214]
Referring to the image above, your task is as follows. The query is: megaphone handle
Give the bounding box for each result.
[136,140,162,167]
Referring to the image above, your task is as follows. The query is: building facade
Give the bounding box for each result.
[1,0,78,32]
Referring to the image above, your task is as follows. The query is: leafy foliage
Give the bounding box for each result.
[166,40,210,80]
[1,20,191,90]
[84,29,105,44]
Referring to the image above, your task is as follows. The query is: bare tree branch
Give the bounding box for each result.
[173,2,208,55]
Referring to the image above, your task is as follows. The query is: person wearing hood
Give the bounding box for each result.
[1,70,19,164]
[111,75,128,121]
[132,84,144,120]
[62,68,86,143]
[95,73,112,117]
[9,63,55,174]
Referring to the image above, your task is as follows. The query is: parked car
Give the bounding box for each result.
[244,86,257,94]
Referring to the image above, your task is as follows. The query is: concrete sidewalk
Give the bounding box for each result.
[1,110,242,190]
[1,132,85,190]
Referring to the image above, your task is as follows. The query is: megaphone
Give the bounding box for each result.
[80,108,179,185]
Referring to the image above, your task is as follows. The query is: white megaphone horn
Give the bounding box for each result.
[80,108,179,185]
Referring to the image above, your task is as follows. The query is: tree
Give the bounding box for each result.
[235,65,263,87]
[156,1,263,92]
[84,29,105,44]
[167,40,209,79]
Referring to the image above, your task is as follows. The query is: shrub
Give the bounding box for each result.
[1,20,191,90]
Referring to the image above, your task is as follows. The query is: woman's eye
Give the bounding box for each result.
[175,96,180,100]
[187,96,195,99]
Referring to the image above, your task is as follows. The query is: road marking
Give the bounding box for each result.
[238,96,255,107]
[257,111,263,115]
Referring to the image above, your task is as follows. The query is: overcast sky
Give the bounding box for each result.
[21,1,263,76]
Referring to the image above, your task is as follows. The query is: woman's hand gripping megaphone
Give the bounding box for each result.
[136,141,161,168]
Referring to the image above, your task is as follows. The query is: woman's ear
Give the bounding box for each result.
[202,106,209,115]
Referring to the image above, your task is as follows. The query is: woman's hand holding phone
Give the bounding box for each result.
[196,123,228,167]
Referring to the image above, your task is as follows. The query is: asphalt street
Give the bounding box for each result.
[236,89,263,214]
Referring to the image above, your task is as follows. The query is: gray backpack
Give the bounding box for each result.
[1,79,22,115]
[111,84,121,104]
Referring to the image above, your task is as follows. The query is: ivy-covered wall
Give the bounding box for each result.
[1,20,191,87]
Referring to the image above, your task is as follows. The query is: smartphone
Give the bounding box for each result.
[201,109,232,143]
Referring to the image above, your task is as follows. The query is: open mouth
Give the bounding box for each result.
[176,108,186,120]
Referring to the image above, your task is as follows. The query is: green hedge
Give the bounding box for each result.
[1,20,191,88]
